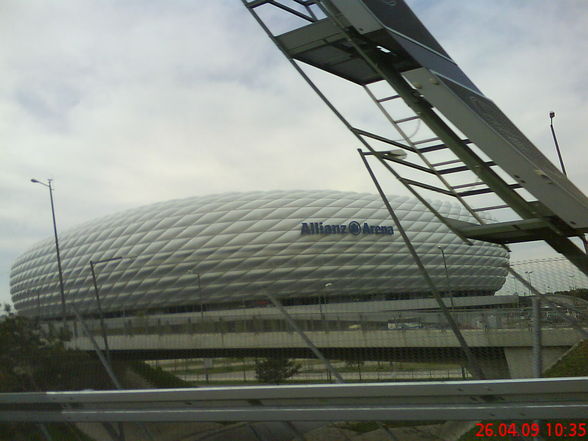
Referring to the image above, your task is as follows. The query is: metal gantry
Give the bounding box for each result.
[242,0,588,276]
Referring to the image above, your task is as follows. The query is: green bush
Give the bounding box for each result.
[0,310,99,440]
[0,312,92,392]
[545,339,588,378]
[255,357,301,384]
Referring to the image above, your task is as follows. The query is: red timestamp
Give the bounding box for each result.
[475,422,588,438]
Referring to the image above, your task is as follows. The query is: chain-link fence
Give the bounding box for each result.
[4,254,588,440]
[37,256,584,386]
[499,257,588,296]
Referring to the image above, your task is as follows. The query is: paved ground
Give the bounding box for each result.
[77,422,447,441]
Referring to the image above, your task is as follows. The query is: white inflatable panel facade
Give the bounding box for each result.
[10,191,508,317]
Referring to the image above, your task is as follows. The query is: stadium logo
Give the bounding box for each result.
[300,221,394,235]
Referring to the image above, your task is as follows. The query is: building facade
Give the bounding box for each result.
[10,190,509,318]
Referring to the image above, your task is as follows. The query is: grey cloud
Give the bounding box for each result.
[2,0,586,306]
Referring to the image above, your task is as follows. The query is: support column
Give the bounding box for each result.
[504,347,568,378]
[475,351,511,379]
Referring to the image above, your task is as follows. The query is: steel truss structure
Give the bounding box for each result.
[242,0,588,385]
[2,378,588,422]
[242,0,588,276]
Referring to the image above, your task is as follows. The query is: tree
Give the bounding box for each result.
[254,357,301,384]
[0,307,98,440]
[0,307,91,392]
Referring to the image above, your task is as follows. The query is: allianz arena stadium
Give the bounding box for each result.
[10,190,509,318]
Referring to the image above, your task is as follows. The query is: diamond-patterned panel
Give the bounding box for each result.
[10,191,509,317]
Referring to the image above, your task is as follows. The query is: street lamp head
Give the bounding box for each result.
[383,149,408,161]
[549,111,556,119]
[31,178,51,188]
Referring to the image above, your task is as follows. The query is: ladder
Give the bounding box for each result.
[242,0,588,276]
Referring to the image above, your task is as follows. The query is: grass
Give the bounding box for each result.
[127,360,193,388]
[544,339,588,378]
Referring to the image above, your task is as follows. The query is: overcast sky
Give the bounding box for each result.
[2,0,588,307]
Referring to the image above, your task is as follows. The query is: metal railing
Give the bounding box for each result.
[3,378,588,422]
[57,306,588,339]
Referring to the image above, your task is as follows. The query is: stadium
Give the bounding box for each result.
[10,190,509,318]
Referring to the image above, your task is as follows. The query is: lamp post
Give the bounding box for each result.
[90,256,126,367]
[323,282,333,318]
[437,246,454,308]
[524,271,534,296]
[31,178,67,325]
[549,111,567,176]
[36,290,41,320]
[381,149,408,161]
[548,112,588,253]
[197,272,203,320]
[187,270,203,320]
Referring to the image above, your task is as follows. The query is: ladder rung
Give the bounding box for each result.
[393,115,420,124]
[402,178,455,196]
[293,0,319,5]
[458,183,522,197]
[438,165,469,175]
[377,94,401,103]
[473,204,510,212]
[431,159,461,167]
[412,137,441,145]
[458,187,492,197]
[418,144,447,153]
[385,159,436,174]
[352,128,417,152]
[451,182,486,189]
[438,161,497,176]
[417,138,472,153]
[245,0,269,8]
[362,150,435,174]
